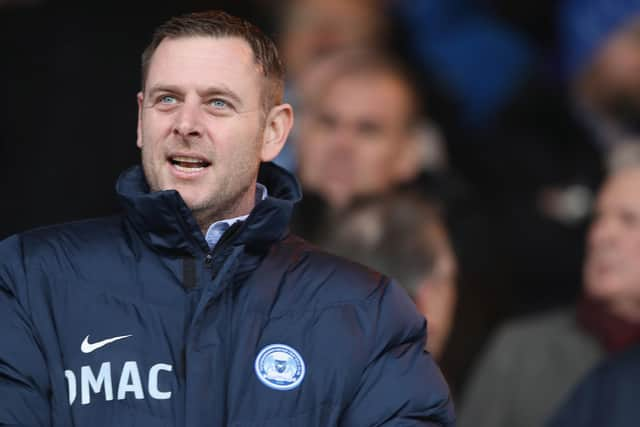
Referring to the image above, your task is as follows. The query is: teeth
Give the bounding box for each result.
[174,164,205,173]
[172,156,204,164]
[169,155,209,173]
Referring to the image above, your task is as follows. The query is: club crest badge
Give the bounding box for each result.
[254,344,306,391]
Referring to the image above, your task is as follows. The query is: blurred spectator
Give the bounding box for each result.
[453,0,640,317]
[289,48,500,396]
[272,0,389,171]
[321,193,458,362]
[548,343,640,427]
[289,50,440,241]
[457,164,640,427]
[296,50,428,210]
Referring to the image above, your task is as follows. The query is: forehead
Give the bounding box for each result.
[145,36,263,95]
[598,168,640,211]
[319,72,413,121]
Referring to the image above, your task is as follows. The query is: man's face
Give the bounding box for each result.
[297,72,418,209]
[137,36,267,225]
[584,168,640,316]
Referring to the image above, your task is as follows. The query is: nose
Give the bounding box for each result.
[173,100,203,138]
[327,125,355,156]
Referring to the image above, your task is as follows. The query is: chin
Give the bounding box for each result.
[169,187,196,205]
[168,183,201,202]
[180,195,207,210]
[588,281,624,300]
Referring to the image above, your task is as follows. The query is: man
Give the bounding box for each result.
[457,164,640,427]
[322,193,458,362]
[0,10,454,426]
[443,0,640,324]
[290,50,450,244]
[295,50,430,211]
[271,0,390,171]
[289,49,488,398]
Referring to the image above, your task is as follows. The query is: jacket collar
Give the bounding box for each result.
[116,162,301,256]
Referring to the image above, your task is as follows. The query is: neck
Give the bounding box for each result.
[194,188,257,235]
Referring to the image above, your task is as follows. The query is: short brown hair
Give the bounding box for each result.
[141,10,285,112]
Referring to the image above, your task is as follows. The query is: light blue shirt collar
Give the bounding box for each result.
[204,183,268,250]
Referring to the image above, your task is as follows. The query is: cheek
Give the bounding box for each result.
[302,134,328,161]
[220,126,262,169]
[603,40,640,72]
[595,54,640,93]
[629,234,640,253]
[617,236,640,269]
[139,139,166,172]
[371,137,398,161]
[139,121,160,151]
[586,253,640,297]
[142,110,174,139]
[355,143,396,179]
[139,141,158,168]
[623,248,640,284]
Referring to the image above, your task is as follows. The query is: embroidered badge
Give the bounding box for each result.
[254,344,306,391]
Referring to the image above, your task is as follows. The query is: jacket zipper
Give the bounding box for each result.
[204,221,244,273]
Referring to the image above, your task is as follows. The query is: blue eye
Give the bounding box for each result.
[159,95,177,104]
[210,99,227,109]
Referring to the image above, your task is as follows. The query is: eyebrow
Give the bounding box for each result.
[146,84,244,107]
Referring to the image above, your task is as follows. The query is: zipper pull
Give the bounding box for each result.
[204,254,213,267]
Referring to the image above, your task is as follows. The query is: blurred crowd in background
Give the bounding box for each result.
[3,0,640,425]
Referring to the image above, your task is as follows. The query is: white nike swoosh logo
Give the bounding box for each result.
[81,334,132,354]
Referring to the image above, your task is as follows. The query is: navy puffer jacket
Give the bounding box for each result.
[0,163,454,426]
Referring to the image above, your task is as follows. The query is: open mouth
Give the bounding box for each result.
[168,156,211,173]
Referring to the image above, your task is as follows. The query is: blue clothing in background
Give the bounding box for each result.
[558,0,640,80]
[393,0,534,128]
[549,343,640,427]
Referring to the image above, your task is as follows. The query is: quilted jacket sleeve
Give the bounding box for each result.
[340,279,455,426]
[0,235,51,427]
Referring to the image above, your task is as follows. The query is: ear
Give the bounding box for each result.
[136,91,144,148]
[260,103,294,162]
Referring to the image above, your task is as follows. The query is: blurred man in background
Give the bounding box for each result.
[323,193,458,362]
[458,164,640,427]
[290,50,436,241]
[296,51,428,210]
[452,0,640,321]
[271,0,389,171]
[290,48,495,397]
